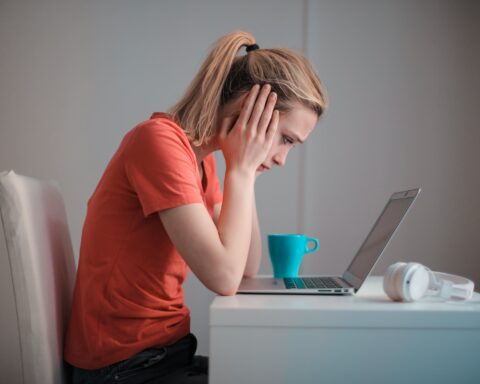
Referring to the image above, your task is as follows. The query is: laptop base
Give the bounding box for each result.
[237,276,356,295]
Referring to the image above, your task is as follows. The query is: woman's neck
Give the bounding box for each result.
[190,138,219,170]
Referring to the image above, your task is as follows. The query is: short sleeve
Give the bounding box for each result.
[123,118,203,217]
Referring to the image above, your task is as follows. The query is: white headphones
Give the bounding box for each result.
[383,262,475,302]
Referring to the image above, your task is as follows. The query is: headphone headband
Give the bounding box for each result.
[430,271,474,300]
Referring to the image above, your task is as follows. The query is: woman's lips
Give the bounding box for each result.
[257,164,270,172]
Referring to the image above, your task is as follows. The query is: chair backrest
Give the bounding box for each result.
[0,171,76,384]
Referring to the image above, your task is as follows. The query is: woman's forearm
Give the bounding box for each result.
[216,168,255,288]
[244,196,262,277]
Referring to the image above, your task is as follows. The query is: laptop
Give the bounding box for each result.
[238,188,420,295]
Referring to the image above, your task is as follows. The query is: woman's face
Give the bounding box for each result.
[218,94,318,173]
[258,102,318,172]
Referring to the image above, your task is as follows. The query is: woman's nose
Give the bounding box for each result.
[272,149,289,167]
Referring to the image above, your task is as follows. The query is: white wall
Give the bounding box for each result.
[1,0,479,358]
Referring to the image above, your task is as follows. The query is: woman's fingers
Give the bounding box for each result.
[257,92,277,136]
[222,83,277,159]
[236,84,260,128]
[247,84,272,134]
[219,83,279,174]
[265,110,280,144]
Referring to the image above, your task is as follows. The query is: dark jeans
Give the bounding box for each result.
[68,333,208,384]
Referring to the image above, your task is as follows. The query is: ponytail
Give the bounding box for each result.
[169,31,255,146]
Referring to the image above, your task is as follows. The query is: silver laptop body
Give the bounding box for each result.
[238,188,420,295]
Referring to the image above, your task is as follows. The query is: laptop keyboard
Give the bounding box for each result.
[283,277,343,289]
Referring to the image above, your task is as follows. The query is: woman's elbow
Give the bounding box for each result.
[208,271,241,296]
[210,280,238,296]
[216,287,238,296]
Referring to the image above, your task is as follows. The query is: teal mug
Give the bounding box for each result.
[268,234,319,278]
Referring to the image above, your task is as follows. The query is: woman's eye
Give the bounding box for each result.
[282,135,295,145]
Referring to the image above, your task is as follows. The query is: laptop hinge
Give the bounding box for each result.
[342,271,363,290]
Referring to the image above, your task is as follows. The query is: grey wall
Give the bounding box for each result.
[302,0,480,282]
[1,0,479,357]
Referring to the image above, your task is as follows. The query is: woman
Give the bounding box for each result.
[64,30,327,383]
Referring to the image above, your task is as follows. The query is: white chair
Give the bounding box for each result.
[0,171,76,384]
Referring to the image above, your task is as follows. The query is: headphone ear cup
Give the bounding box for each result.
[403,264,430,301]
[383,262,406,301]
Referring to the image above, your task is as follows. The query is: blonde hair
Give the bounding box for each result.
[169,31,328,146]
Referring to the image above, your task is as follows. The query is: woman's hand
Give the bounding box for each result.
[218,84,279,175]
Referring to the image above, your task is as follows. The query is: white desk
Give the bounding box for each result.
[209,276,480,384]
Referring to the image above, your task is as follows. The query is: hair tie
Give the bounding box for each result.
[246,43,260,53]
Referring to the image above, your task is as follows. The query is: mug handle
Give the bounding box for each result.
[305,237,319,253]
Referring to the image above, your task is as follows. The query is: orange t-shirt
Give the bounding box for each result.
[64,113,223,369]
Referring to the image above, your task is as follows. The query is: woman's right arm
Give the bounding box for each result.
[158,170,254,296]
[158,84,278,296]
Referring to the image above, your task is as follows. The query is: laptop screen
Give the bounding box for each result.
[345,193,417,284]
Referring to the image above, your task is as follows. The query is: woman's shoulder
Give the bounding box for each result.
[134,112,183,135]
[128,113,190,146]
[149,112,178,124]
[121,112,194,160]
